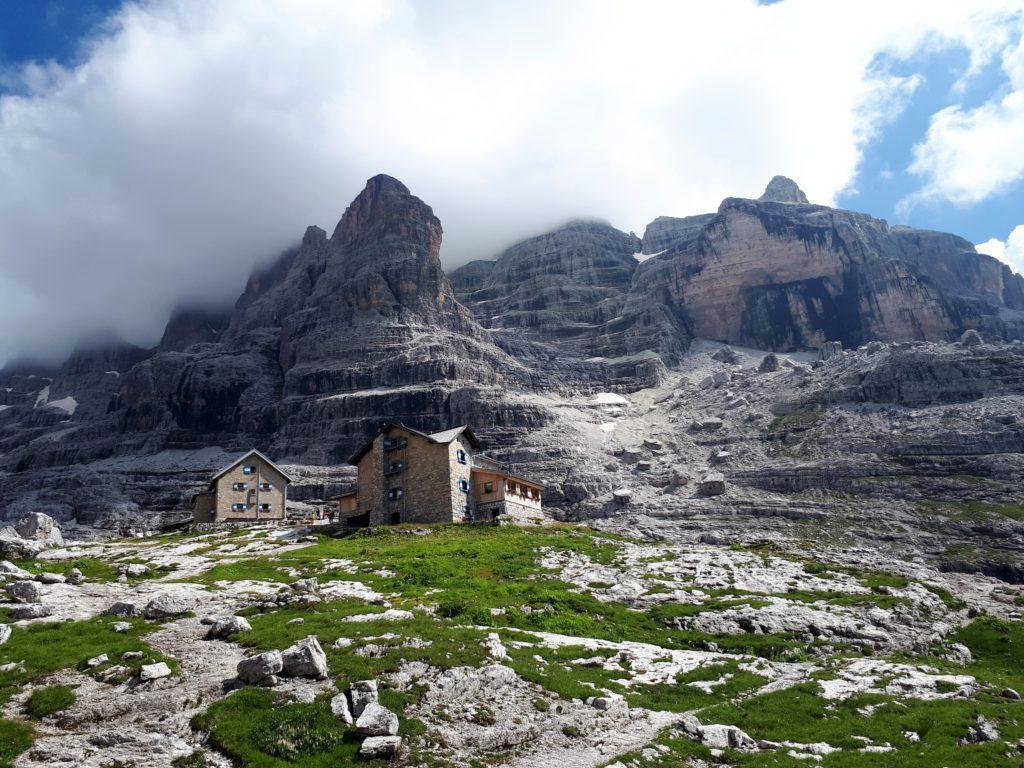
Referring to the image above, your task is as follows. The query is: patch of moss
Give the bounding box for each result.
[24,684,76,719]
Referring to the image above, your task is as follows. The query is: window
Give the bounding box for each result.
[259,503,272,511]
[231,503,247,512]
[458,479,470,493]
[259,482,272,491]
[456,449,467,464]
[242,465,256,475]
[484,482,494,493]
[383,436,407,451]
[384,461,404,475]
[232,482,247,491]
[388,487,403,501]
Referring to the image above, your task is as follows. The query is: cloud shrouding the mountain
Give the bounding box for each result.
[0,0,1021,363]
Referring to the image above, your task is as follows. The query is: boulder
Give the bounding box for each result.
[206,615,252,640]
[139,662,172,681]
[6,580,42,603]
[66,568,84,585]
[0,624,11,645]
[143,594,194,619]
[10,604,51,619]
[87,653,109,668]
[1002,687,1021,700]
[13,513,64,548]
[359,735,401,759]
[711,346,739,364]
[817,340,843,361]
[112,621,132,633]
[330,692,354,724]
[961,715,999,743]
[959,329,983,347]
[0,561,33,580]
[35,572,65,584]
[356,702,399,736]
[104,601,140,618]
[350,680,379,717]
[236,650,283,686]
[612,488,632,505]
[291,578,319,593]
[697,472,727,497]
[281,636,329,679]
[0,535,42,560]
[758,353,780,373]
[121,564,149,578]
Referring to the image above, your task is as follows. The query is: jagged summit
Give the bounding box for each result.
[758,175,809,204]
[332,174,438,249]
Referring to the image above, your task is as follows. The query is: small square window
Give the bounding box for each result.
[232,503,247,512]
[456,449,467,464]
[259,503,272,511]
[388,487,404,501]
[458,479,470,493]
[259,482,272,491]
[233,482,247,491]
[242,465,255,475]
[484,482,494,493]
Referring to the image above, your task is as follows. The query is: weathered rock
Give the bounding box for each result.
[280,636,329,679]
[0,535,42,560]
[86,653,108,668]
[236,650,283,686]
[359,735,402,759]
[697,472,726,497]
[350,680,379,717]
[206,615,252,639]
[0,561,32,580]
[758,175,809,204]
[66,567,84,585]
[143,594,194,619]
[6,580,42,603]
[711,346,739,364]
[1002,687,1021,700]
[104,601,140,618]
[10,604,51,619]
[356,702,399,736]
[13,512,64,548]
[121,563,149,578]
[818,341,843,362]
[758,353,780,373]
[35,571,65,584]
[330,692,354,723]
[959,329,983,347]
[139,662,172,682]
[961,715,999,743]
[0,624,11,645]
[290,578,319,594]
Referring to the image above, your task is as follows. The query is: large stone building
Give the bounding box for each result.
[193,449,292,523]
[339,423,543,526]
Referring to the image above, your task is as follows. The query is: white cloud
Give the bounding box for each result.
[977,224,1024,275]
[904,12,1024,209]
[0,0,1022,363]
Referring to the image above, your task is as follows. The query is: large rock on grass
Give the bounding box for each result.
[350,680,379,717]
[359,735,402,759]
[281,636,328,679]
[356,702,399,736]
[237,650,283,686]
[6,580,42,603]
[143,594,194,619]
[206,615,252,639]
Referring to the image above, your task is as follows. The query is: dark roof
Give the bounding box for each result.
[209,448,295,489]
[347,422,480,465]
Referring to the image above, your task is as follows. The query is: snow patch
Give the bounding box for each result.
[34,385,50,407]
[633,249,666,263]
[47,396,78,415]
[590,392,630,406]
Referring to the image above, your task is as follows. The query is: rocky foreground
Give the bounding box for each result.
[1,519,1022,767]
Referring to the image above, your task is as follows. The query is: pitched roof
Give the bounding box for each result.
[347,422,480,465]
[210,448,295,488]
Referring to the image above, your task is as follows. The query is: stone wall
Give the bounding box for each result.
[213,455,288,522]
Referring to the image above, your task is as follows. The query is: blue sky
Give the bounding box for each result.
[0,1,1022,361]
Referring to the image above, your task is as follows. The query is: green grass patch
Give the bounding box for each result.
[0,718,33,768]
[24,684,76,719]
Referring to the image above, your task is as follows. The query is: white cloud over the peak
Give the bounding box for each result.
[977,224,1024,275]
[0,0,1022,363]
[905,12,1024,209]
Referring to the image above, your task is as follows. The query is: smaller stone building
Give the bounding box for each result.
[193,449,292,524]
[341,422,544,526]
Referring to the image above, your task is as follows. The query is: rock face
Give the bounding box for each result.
[1,174,1023,526]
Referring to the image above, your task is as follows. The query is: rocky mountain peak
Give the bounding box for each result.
[332,174,440,255]
[758,175,809,204]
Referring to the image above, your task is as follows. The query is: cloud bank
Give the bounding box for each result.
[0,0,1022,363]
[978,225,1024,274]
